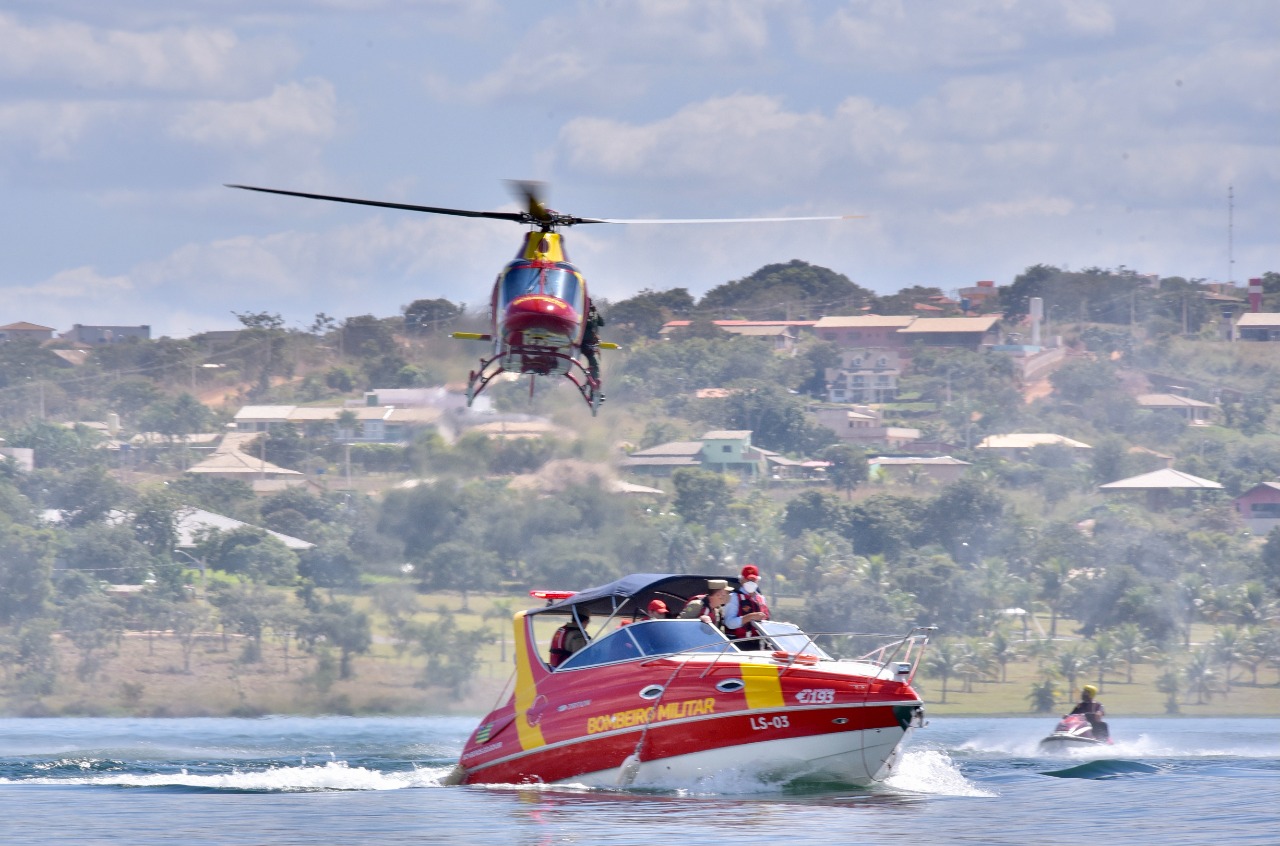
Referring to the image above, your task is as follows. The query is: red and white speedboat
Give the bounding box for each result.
[445,573,930,787]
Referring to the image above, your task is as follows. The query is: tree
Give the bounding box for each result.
[606,288,695,338]
[408,617,494,697]
[0,525,56,624]
[198,527,299,584]
[297,599,372,680]
[209,582,290,664]
[671,468,732,526]
[1112,622,1152,684]
[403,298,465,334]
[61,593,125,681]
[699,260,873,320]
[1055,643,1091,701]
[923,638,961,704]
[821,443,868,500]
[1027,678,1058,713]
[781,490,846,538]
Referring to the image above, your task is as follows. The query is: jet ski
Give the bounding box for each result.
[1039,713,1112,750]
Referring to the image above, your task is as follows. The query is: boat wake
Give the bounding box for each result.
[0,760,460,792]
[884,749,995,797]
[957,731,1280,761]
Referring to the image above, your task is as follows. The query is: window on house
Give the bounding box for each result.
[722,445,732,453]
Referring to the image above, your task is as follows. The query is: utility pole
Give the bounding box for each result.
[1228,185,1235,286]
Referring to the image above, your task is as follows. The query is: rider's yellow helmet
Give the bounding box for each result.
[1082,684,1098,697]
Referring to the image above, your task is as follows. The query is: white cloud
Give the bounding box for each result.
[0,12,294,94]
[169,79,338,148]
[0,100,138,159]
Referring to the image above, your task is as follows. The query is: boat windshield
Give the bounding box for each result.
[500,264,584,313]
[755,621,833,660]
[558,620,733,670]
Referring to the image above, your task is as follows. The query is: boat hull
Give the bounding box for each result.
[459,701,919,787]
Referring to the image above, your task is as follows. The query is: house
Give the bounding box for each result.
[621,430,770,478]
[174,507,313,552]
[895,316,1001,351]
[698,430,769,478]
[0,321,55,342]
[1136,393,1216,424]
[185,450,306,489]
[811,405,921,449]
[63,324,151,344]
[869,455,972,486]
[232,404,442,442]
[1235,312,1280,341]
[957,280,999,313]
[1099,468,1223,509]
[659,320,815,352]
[1233,482,1280,536]
[813,315,915,349]
[975,433,1093,459]
[824,349,904,403]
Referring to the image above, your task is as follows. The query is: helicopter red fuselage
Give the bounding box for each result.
[488,232,588,370]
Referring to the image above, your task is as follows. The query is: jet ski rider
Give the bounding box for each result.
[1070,684,1109,741]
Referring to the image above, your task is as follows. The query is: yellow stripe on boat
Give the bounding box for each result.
[512,611,547,750]
[740,663,785,710]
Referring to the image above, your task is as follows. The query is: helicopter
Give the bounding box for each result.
[227,181,859,415]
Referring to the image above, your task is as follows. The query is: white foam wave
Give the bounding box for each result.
[0,761,457,791]
[955,730,1280,760]
[885,749,995,797]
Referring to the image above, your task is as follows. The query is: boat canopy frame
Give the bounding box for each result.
[528,573,739,626]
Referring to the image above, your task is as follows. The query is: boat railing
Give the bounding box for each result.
[633,625,935,683]
[851,626,936,683]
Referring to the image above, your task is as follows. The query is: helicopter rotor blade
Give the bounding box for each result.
[225,184,527,223]
[585,214,864,225]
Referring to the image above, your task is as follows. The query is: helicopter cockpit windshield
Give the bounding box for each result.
[500,263,585,316]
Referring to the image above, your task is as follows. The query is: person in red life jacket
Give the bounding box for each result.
[647,599,671,619]
[548,610,590,668]
[679,579,730,629]
[1069,684,1110,741]
[724,565,769,650]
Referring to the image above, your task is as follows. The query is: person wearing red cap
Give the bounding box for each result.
[724,564,769,649]
[647,599,671,619]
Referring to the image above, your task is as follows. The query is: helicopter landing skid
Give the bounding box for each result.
[465,346,603,415]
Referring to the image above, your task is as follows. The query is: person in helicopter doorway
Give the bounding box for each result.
[1071,684,1110,741]
[724,565,770,650]
[679,579,730,630]
[580,300,605,381]
[548,610,590,669]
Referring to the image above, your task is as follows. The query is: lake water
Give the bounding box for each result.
[0,715,1276,845]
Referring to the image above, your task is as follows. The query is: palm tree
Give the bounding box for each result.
[1024,635,1057,671]
[482,599,516,663]
[1054,643,1090,702]
[1184,647,1218,705]
[1210,626,1243,693]
[1088,631,1117,691]
[989,626,1019,683]
[923,638,962,704]
[1026,677,1058,713]
[1155,663,1182,715]
[1035,557,1074,639]
[1111,622,1151,684]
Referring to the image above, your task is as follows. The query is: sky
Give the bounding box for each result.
[1,1,1276,338]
